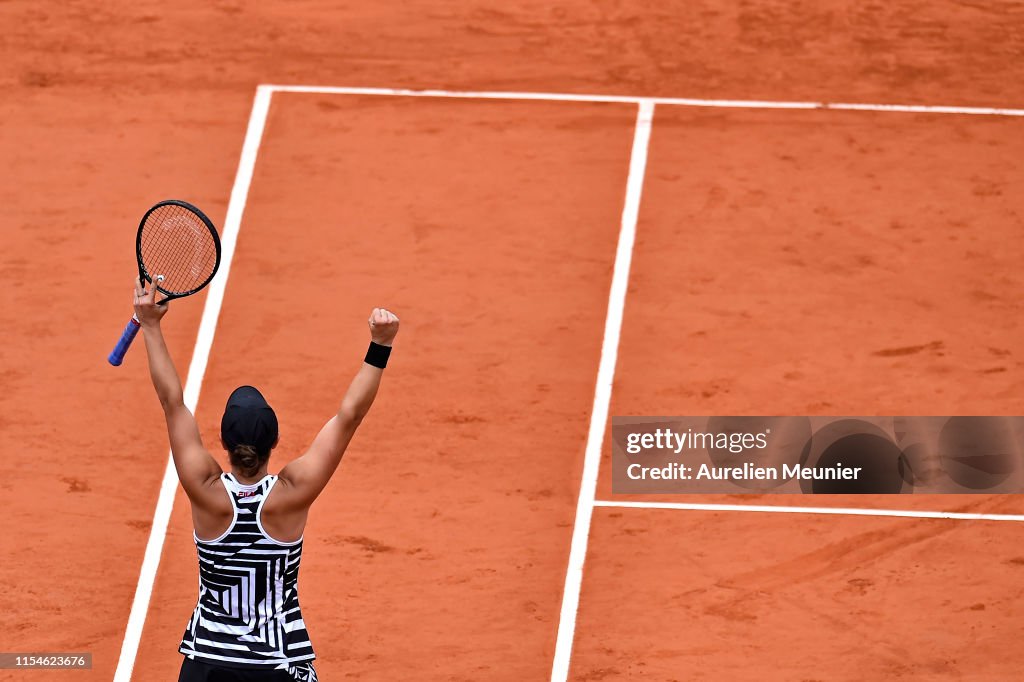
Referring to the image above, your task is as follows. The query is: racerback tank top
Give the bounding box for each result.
[179,473,314,668]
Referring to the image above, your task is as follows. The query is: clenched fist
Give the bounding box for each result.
[368,308,399,347]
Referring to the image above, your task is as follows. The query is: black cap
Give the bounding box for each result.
[221,386,278,454]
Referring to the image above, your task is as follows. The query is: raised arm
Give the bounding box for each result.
[134,277,223,507]
[277,308,400,507]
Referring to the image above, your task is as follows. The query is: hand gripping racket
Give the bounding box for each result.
[107,200,222,366]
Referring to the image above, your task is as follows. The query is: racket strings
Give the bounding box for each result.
[139,204,218,295]
[141,214,213,293]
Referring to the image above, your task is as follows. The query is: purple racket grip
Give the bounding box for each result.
[108,317,142,366]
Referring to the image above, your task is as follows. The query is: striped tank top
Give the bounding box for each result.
[180,473,315,668]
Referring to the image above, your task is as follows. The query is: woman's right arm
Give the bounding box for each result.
[276,308,400,507]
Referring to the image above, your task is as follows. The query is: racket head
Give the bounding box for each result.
[136,200,221,301]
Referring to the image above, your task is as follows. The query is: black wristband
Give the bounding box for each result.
[364,341,392,369]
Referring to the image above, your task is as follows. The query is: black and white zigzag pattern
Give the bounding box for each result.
[180,473,315,668]
[287,662,319,681]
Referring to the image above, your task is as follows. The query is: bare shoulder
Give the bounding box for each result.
[190,475,233,539]
[186,472,233,514]
[264,474,308,513]
[261,476,308,543]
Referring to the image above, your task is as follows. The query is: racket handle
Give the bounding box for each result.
[108,317,142,366]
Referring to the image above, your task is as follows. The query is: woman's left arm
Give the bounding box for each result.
[134,277,223,502]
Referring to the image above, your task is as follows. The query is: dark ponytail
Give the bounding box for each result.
[230,444,267,478]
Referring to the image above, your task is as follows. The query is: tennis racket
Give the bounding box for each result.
[107,200,222,366]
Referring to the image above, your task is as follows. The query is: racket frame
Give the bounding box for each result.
[135,199,222,303]
[108,199,222,366]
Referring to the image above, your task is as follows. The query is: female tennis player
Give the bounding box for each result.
[132,276,399,682]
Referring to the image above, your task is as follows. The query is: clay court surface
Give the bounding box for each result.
[2,2,1023,680]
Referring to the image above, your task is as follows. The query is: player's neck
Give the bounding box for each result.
[232,467,269,485]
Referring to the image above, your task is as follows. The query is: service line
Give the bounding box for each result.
[268,85,1024,117]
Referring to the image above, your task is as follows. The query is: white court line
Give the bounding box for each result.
[268,84,1024,117]
[113,85,274,682]
[594,500,1024,522]
[550,100,655,682]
